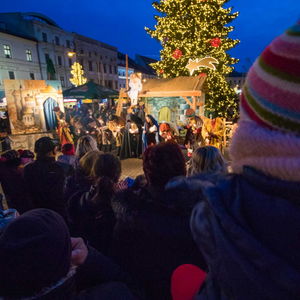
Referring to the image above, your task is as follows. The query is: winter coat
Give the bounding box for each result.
[2,247,137,300]
[111,185,207,300]
[64,168,93,204]
[57,154,77,168]
[23,158,68,220]
[0,164,33,214]
[68,185,116,255]
[171,167,300,300]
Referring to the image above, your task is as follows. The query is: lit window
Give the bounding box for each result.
[26,50,32,61]
[4,45,11,58]
[8,71,15,79]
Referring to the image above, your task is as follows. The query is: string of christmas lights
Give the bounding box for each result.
[145,0,240,119]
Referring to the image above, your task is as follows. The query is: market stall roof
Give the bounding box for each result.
[139,76,206,97]
[63,81,118,100]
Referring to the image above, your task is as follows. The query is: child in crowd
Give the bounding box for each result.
[57,143,76,167]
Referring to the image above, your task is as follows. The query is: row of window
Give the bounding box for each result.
[5,71,120,90]
[79,49,116,62]
[42,32,71,48]
[3,45,33,61]
[3,45,117,74]
[118,70,134,77]
[81,59,117,74]
[7,71,35,80]
[43,52,118,73]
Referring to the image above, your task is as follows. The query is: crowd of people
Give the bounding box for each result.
[53,98,228,162]
[0,23,300,300]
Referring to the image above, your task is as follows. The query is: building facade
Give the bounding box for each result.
[73,34,118,90]
[0,32,42,95]
[0,12,157,98]
[117,52,157,91]
[226,70,246,89]
[0,12,74,90]
[30,17,74,89]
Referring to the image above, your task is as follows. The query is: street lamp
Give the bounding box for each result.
[67,51,76,58]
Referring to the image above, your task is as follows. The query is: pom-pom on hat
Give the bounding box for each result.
[171,264,206,300]
[241,22,300,135]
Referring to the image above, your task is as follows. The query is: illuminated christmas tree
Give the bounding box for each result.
[146,0,240,119]
[70,62,87,87]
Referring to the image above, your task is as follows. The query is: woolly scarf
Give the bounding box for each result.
[229,120,300,182]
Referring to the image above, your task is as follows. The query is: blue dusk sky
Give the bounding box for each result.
[1,0,300,72]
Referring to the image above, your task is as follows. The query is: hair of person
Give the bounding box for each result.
[143,142,186,188]
[160,123,171,132]
[79,150,102,177]
[146,114,156,126]
[92,153,121,183]
[34,137,56,159]
[90,153,121,208]
[188,146,226,176]
[1,150,21,167]
[75,135,98,159]
[20,150,34,159]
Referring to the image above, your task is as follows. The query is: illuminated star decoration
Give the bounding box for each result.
[186,57,219,75]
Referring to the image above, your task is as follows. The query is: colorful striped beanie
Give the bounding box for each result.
[241,22,300,135]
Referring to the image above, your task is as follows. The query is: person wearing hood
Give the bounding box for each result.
[0,208,137,299]
[142,114,160,150]
[168,22,300,300]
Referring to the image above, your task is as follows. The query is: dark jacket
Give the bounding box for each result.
[2,247,137,300]
[68,186,116,255]
[111,185,207,300]
[0,164,33,213]
[64,168,93,203]
[23,157,67,220]
[176,167,300,300]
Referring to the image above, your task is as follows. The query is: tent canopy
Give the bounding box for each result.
[63,81,118,100]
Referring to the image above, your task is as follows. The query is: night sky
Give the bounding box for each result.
[1,0,300,71]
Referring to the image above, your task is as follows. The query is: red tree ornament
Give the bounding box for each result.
[159,69,164,74]
[198,72,207,78]
[210,38,222,47]
[172,49,183,59]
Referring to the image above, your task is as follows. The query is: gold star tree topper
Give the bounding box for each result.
[186,57,219,75]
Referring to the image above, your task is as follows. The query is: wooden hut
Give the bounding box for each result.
[117,76,206,124]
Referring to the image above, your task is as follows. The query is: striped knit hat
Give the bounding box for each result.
[241,22,300,135]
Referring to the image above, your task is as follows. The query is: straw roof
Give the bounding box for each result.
[139,76,205,97]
